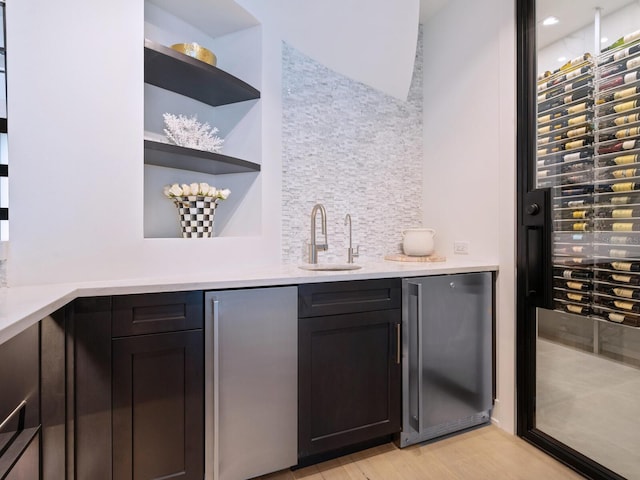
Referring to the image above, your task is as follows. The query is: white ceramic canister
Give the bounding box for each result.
[402,228,436,256]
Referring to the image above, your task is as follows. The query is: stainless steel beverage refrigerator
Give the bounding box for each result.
[518,1,640,479]
[398,273,493,448]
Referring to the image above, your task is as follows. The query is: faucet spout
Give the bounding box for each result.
[344,213,359,264]
[309,204,328,264]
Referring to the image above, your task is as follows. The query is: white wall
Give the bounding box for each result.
[6,0,280,285]
[422,0,516,432]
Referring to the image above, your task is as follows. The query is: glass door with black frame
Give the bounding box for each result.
[519,1,640,479]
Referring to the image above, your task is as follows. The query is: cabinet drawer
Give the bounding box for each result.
[299,279,401,317]
[112,291,203,337]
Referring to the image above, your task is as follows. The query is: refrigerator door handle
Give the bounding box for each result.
[214,299,221,480]
[408,282,423,433]
[208,298,220,480]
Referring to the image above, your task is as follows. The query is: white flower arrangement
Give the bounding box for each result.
[163,113,225,153]
[163,182,231,200]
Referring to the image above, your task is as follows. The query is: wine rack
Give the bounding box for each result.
[592,40,640,326]
[537,54,595,318]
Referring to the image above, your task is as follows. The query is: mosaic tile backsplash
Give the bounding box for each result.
[281,30,423,263]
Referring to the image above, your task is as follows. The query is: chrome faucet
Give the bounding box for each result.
[344,214,359,264]
[308,204,328,263]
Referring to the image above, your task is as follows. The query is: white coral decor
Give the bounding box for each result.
[163,113,224,153]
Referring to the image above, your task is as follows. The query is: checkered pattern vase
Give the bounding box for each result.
[172,196,218,238]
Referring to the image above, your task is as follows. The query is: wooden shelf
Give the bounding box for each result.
[144,39,260,107]
[144,140,260,175]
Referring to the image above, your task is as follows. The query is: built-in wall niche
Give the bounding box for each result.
[143,0,262,238]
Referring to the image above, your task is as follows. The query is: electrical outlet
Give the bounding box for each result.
[453,241,470,255]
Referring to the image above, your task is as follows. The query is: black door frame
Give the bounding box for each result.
[516,0,628,478]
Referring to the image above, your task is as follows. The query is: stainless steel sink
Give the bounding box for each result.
[298,264,362,271]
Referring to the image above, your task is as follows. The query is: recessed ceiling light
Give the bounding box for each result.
[543,16,559,26]
[558,56,567,62]
[601,37,609,43]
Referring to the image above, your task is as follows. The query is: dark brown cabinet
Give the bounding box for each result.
[298,279,402,464]
[111,291,204,480]
[0,323,40,480]
[40,292,204,480]
[112,330,203,480]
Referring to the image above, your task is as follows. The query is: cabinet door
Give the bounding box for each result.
[204,287,297,480]
[298,309,401,460]
[112,330,203,480]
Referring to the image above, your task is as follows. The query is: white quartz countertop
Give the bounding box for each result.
[0,258,497,345]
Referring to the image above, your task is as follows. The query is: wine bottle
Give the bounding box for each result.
[567,126,589,138]
[607,312,637,324]
[565,77,590,93]
[599,99,638,116]
[612,222,640,231]
[557,269,592,279]
[597,85,640,104]
[602,29,640,52]
[610,235,640,245]
[539,97,564,113]
[601,62,627,78]
[597,139,638,154]
[565,304,591,315]
[559,53,592,72]
[538,110,564,123]
[600,74,626,91]
[565,139,588,151]
[566,199,592,207]
[600,44,640,65]
[611,261,640,272]
[566,102,588,115]
[571,222,589,231]
[610,196,632,205]
[614,287,640,299]
[616,127,640,139]
[566,292,587,302]
[614,113,640,126]
[568,114,589,126]
[598,285,634,299]
[563,151,589,162]
[611,168,638,179]
[561,185,594,196]
[609,248,639,258]
[599,128,640,142]
[612,208,640,218]
[566,280,590,291]
[610,273,640,285]
[613,299,640,312]
[599,69,640,93]
[611,154,638,166]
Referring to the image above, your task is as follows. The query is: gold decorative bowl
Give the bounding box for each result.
[171,43,217,66]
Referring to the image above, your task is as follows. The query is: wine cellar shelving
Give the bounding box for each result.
[537,54,596,318]
[538,33,640,327]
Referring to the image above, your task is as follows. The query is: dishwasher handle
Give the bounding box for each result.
[407,282,423,433]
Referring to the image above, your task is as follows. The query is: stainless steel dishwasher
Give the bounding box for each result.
[399,272,493,448]
[204,287,298,480]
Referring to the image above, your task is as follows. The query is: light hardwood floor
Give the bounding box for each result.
[256,425,584,480]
